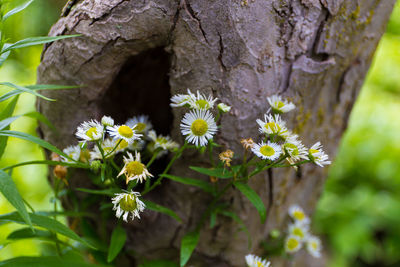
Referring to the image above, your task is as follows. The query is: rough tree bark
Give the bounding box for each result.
[37,0,395,266]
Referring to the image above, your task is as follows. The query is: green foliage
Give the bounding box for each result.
[143,200,182,223]
[180,230,200,267]
[107,225,127,263]
[233,182,267,223]
[189,166,234,178]
[160,174,215,194]
[0,170,32,228]
[0,212,94,248]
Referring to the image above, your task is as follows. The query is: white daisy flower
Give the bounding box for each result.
[245,254,271,267]
[111,191,145,222]
[75,120,104,144]
[308,142,331,167]
[62,145,81,163]
[188,90,218,110]
[101,115,114,127]
[285,235,302,254]
[283,135,308,167]
[288,221,310,241]
[252,141,282,161]
[306,235,322,258]
[90,138,120,160]
[256,114,289,140]
[107,124,142,145]
[128,139,145,152]
[170,89,195,107]
[217,103,231,113]
[288,205,310,225]
[180,109,218,147]
[267,94,295,114]
[126,115,152,134]
[118,151,153,184]
[148,130,179,151]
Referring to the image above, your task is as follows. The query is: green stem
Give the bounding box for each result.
[273,160,311,168]
[196,181,233,231]
[142,142,188,195]
[146,151,159,168]
[208,141,215,168]
[105,139,122,158]
[248,156,287,178]
[53,178,62,256]
[95,140,105,160]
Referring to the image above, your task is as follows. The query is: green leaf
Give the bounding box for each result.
[0,116,20,131]
[0,82,55,101]
[0,256,107,267]
[0,112,55,132]
[220,210,252,248]
[24,111,57,132]
[160,174,215,194]
[143,200,182,223]
[189,166,233,178]
[1,35,80,54]
[180,230,200,267]
[0,84,79,103]
[2,160,88,171]
[0,45,11,67]
[107,225,127,262]
[0,170,32,229]
[0,212,96,249]
[76,188,119,196]
[2,0,34,21]
[7,227,52,240]
[0,130,75,162]
[233,182,266,223]
[139,260,178,267]
[0,96,18,159]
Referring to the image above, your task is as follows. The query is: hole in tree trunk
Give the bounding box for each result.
[100,47,172,135]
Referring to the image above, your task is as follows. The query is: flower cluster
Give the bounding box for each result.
[170,89,230,147]
[245,254,271,267]
[61,114,179,222]
[246,95,330,168]
[284,205,322,258]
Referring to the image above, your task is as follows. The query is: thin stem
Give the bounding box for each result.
[208,141,215,168]
[146,151,159,168]
[105,139,122,157]
[248,156,287,178]
[142,142,188,195]
[273,160,311,168]
[196,181,233,231]
[95,140,105,160]
[53,178,62,256]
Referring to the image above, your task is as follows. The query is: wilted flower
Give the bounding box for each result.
[118,151,153,184]
[112,191,145,222]
[219,149,234,167]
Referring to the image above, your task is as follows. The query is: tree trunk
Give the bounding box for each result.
[37,0,395,266]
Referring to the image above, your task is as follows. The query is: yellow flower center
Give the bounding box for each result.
[103,147,113,154]
[118,139,129,150]
[285,143,299,156]
[312,242,318,250]
[119,195,137,212]
[293,210,305,220]
[86,127,98,139]
[293,228,304,238]
[287,237,299,250]
[191,119,208,136]
[134,123,146,132]
[260,145,275,157]
[196,99,209,109]
[309,148,319,154]
[276,101,285,108]
[118,125,133,138]
[126,161,144,176]
[264,122,281,133]
[257,261,263,267]
[157,137,168,145]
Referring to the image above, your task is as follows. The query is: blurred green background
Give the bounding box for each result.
[0,1,400,266]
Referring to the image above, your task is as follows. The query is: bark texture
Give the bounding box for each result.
[37,0,395,266]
